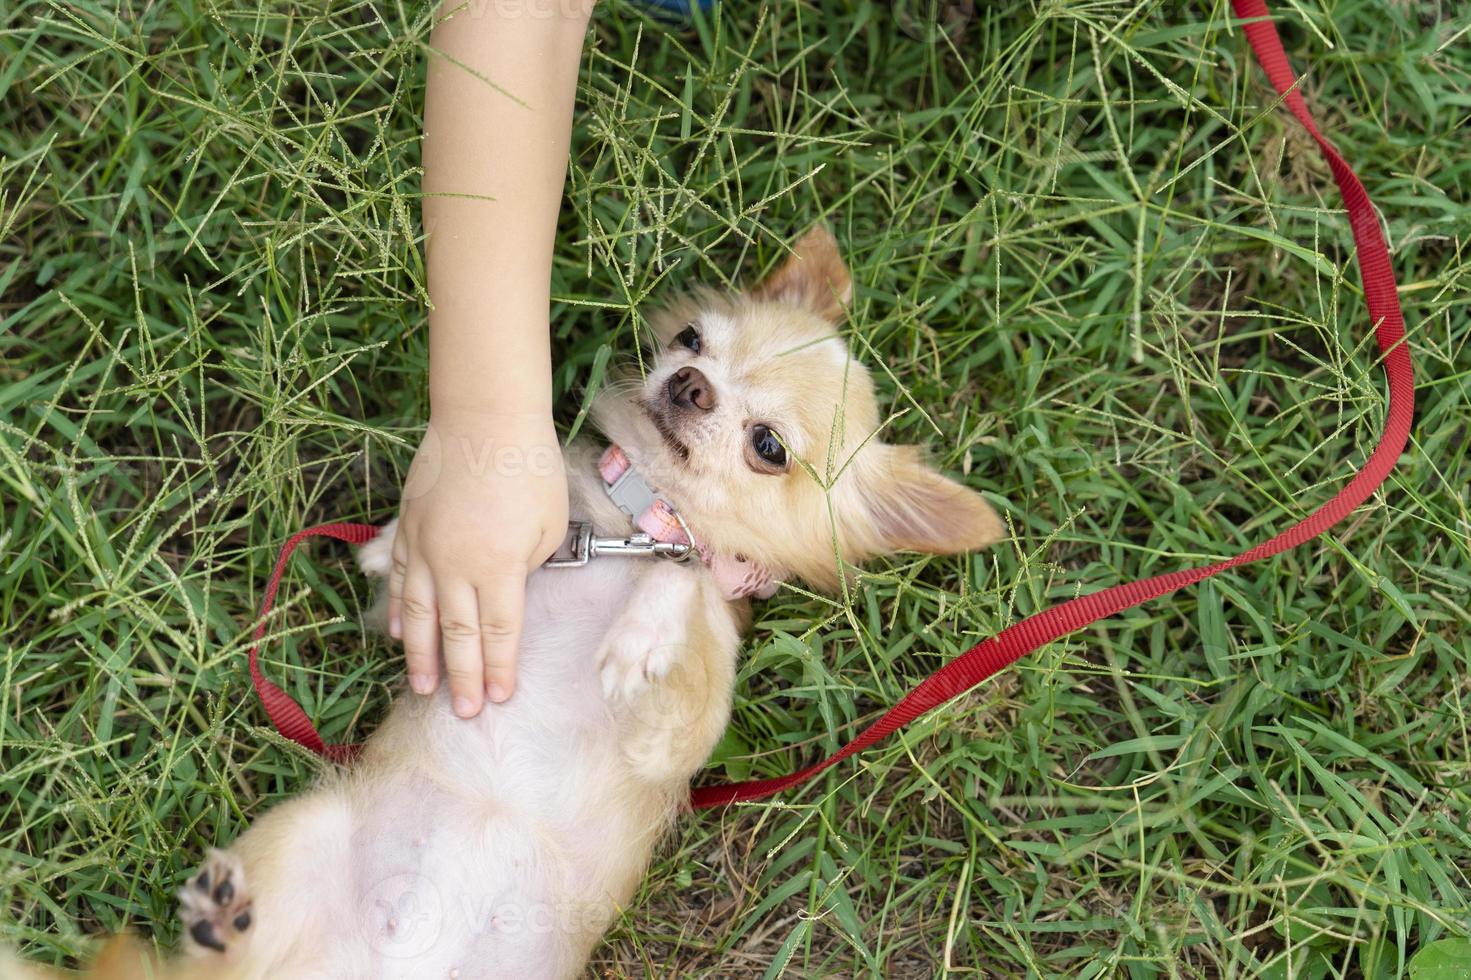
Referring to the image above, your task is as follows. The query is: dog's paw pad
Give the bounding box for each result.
[179,849,253,955]
[597,626,683,700]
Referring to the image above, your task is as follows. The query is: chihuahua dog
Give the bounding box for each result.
[4,228,1003,980]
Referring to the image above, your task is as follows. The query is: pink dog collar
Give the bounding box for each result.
[599,445,780,601]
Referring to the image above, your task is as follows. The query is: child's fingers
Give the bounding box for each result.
[438,582,487,719]
[387,528,408,641]
[477,571,526,704]
[391,530,439,695]
[399,561,443,704]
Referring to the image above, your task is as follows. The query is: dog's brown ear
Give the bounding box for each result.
[752,226,852,322]
[859,445,1005,556]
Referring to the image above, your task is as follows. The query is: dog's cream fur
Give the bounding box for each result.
[4,229,1004,980]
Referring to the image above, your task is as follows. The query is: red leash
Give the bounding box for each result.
[247,0,1414,809]
[248,522,378,764]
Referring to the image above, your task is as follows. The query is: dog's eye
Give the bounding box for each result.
[750,424,787,468]
[673,325,701,354]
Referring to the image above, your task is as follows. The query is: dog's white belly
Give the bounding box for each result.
[269,560,648,980]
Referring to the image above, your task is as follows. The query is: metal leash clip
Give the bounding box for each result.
[544,521,693,567]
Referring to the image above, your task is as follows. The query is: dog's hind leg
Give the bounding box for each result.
[176,788,358,977]
[178,849,253,957]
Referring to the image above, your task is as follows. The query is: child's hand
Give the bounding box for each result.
[388,411,568,717]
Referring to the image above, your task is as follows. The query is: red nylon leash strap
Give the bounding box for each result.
[247,521,379,764]
[688,0,1414,809]
[245,0,1414,810]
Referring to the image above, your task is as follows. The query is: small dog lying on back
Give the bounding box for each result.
[5,228,1004,980]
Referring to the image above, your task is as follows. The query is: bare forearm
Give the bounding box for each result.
[422,0,593,417]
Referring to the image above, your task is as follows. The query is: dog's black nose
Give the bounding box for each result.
[667,366,716,411]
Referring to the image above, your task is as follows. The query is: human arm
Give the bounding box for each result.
[389,0,594,717]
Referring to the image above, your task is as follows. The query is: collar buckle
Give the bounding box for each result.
[604,464,660,521]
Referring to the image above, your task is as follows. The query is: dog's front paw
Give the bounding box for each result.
[179,849,253,956]
[596,623,685,701]
[356,518,398,579]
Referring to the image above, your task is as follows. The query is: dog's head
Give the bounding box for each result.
[594,227,1004,590]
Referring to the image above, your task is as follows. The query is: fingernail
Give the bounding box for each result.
[389,616,401,639]
[487,683,509,704]
[452,697,476,718]
[409,674,433,695]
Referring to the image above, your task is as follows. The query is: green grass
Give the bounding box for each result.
[3,0,1471,976]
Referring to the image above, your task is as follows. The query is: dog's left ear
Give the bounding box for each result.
[752,225,853,322]
[856,445,1005,556]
